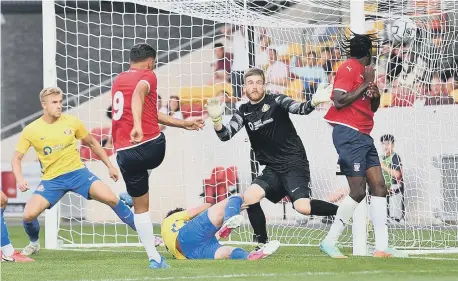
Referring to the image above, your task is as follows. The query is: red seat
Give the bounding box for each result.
[80,127,113,161]
[226,166,238,186]
[91,127,111,142]
[393,92,415,107]
[181,104,192,119]
[211,166,226,185]
[203,166,231,204]
[191,102,204,117]
[1,171,17,198]
[80,146,91,162]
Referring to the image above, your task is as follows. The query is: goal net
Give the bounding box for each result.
[45,0,458,253]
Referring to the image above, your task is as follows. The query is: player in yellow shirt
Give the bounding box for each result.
[11,87,137,257]
[161,194,280,260]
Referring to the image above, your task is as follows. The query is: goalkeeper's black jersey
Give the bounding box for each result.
[216,93,315,173]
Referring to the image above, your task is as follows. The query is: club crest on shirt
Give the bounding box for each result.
[262,104,270,112]
[64,128,72,135]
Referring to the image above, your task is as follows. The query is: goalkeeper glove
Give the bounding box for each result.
[205,97,225,126]
[311,83,333,107]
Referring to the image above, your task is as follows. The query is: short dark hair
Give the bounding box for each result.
[340,31,379,59]
[129,43,156,63]
[380,134,395,143]
[165,207,185,218]
[244,68,265,84]
[214,43,224,48]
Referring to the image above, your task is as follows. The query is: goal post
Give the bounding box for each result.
[42,0,458,254]
[42,0,59,250]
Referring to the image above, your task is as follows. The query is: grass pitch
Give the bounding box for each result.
[2,225,458,281]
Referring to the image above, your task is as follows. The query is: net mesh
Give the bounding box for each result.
[50,0,458,251]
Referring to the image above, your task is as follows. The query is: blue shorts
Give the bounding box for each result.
[332,125,380,177]
[177,210,222,259]
[34,167,99,208]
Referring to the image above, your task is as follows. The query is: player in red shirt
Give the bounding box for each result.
[111,43,204,269]
[320,33,406,258]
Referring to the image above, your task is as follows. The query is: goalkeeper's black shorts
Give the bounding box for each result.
[116,133,166,197]
[253,166,311,203]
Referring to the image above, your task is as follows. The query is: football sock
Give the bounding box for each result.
[310,200,338,216]
[23,218,40,243]
[230,248,249,260]
[323,196,359,245]
[134,212,161,263]
[223,195,243,222]
[112,199,136,231]
[247,202,268,244]
[1,208,15,256]
[371,196,389,251]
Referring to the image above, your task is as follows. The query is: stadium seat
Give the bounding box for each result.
[393,92,416,107]
[181,102,205,118]
[380,93,394,108]
[79,146,91,161]
[179,86,204,104]
[203,178,217,205]
[449,89,458,103]
[179,83,234,106]
[216,184,228,203]
[285,79,304,101]
[181,103,192,119]
[90,127,111,143]
[226,166,238,186]
[1,171,17,198]
[80,127,113,161]
[202,166,238,204]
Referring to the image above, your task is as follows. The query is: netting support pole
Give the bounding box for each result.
[350,0,369,257]
[247,23,258,182]
[42,0,59,250]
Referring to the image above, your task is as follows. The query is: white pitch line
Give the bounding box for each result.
[44,248,458,261]
[57,269,458,281]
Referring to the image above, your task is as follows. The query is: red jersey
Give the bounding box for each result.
[324,59,374,134]
[111,68,160,151]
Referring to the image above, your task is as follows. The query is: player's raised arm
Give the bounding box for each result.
[206,97,244,142]
[273,83,332,115]
[158,111,204,131]
[333,65,375,110]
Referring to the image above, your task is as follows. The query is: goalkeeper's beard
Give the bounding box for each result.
[247,90,265,104]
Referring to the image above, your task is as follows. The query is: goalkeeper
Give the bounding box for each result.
[206,68,339,243]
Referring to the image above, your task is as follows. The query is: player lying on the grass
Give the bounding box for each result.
[11,87,137,256]
[320,32,407,258]
[111,43,205,269]
[1,191,34,262]
[161,194,280,260]
[206,68,339,243]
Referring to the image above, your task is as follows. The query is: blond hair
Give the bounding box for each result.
[244,68,265,84]
[39,87,63,102]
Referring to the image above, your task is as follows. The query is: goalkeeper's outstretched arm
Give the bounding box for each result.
[273,83,332,114]
[214,110,244,141]
[273,94,315,115]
